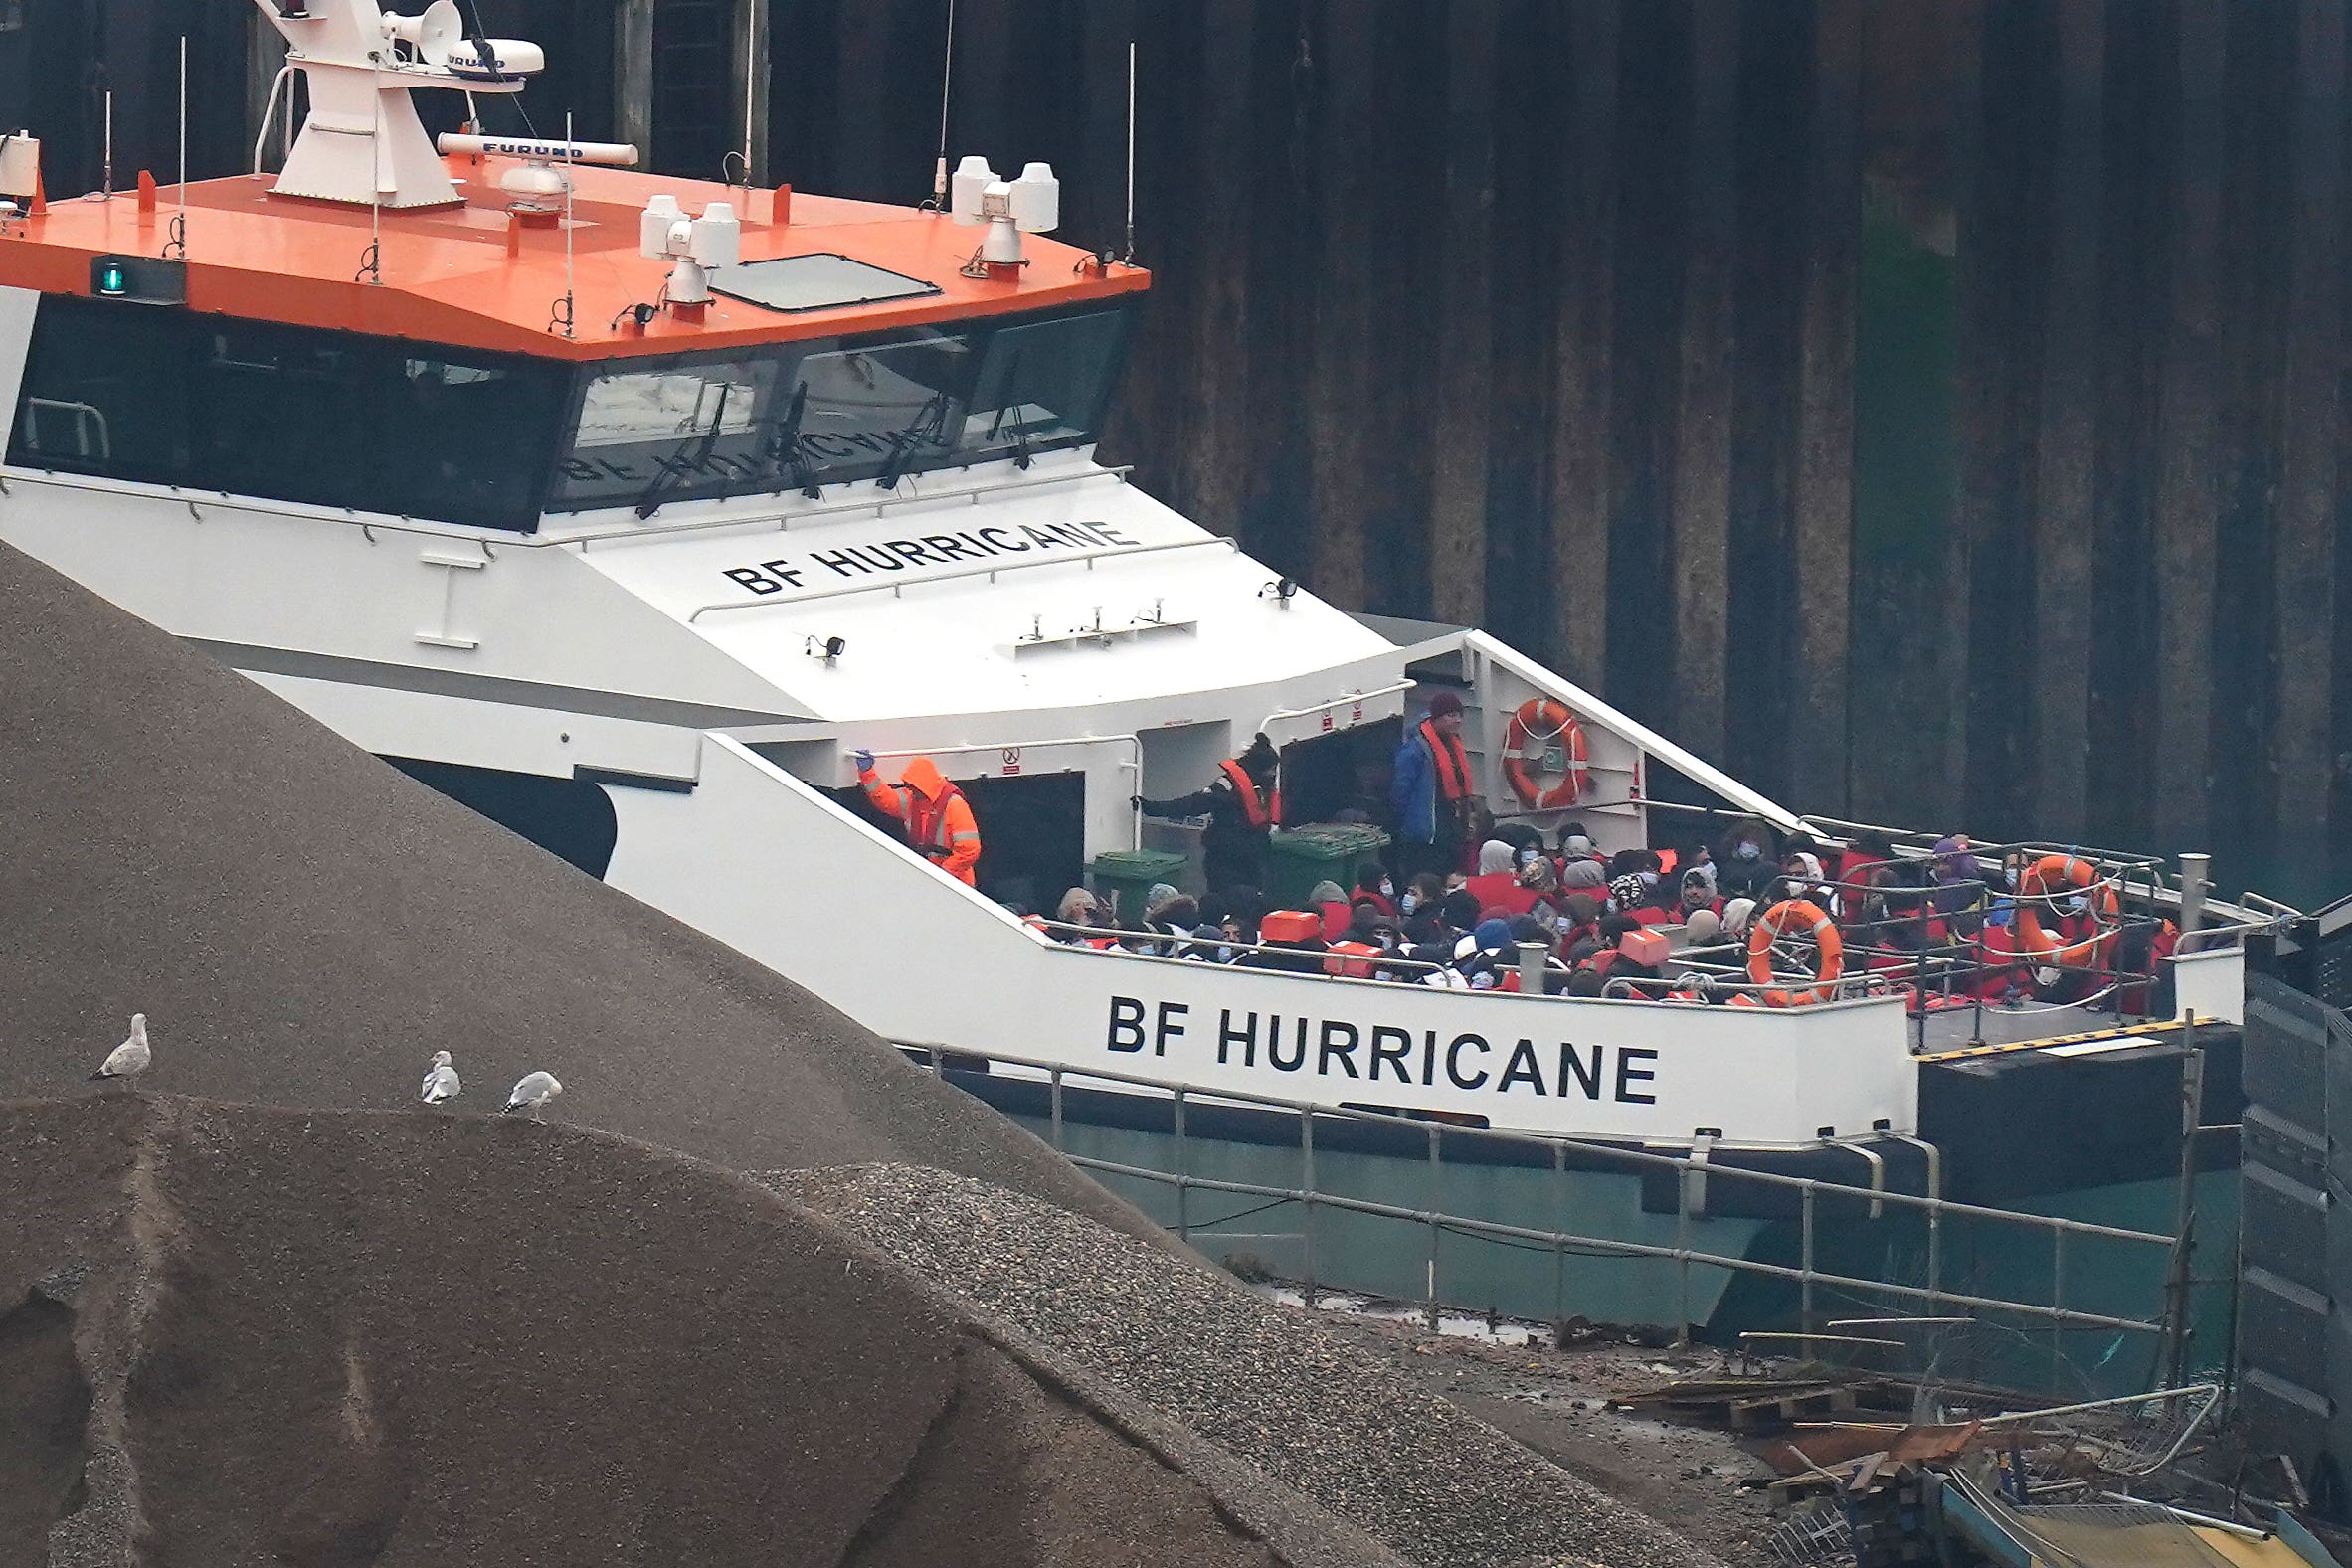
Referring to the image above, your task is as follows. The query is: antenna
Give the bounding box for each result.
[358,62,384,283]
[163,37,187,259]
[1122,40,1137,263]
[740,0,755,189]
[101,90,111,198]
[925,0,956,208]
[554,109,576,338]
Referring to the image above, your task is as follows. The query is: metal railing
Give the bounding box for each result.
[915,1044,2183,1355]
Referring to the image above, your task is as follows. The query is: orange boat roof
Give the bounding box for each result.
[0,157,1148,361]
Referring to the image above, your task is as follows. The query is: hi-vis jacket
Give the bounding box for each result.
[860,756,981,887]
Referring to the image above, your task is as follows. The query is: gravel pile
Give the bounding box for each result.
[771,1164,1730,1568]
[1,1096,1370,1567]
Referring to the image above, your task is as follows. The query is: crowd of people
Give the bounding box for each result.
[1035,815,2178,1012]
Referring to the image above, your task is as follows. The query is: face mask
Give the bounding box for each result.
[1399,892,1419,915]
[1216,945,1235,963]
[2068,894,2090,915]
[1517,847,1538,869]
[1378,878,1394,898]
[1736,842,1761,861]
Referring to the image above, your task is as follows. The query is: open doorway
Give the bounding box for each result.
[1276,718,1401,828]
[822,769,1085,917]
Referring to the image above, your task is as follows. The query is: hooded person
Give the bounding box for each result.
[1465,838,1538,917]
[1931,835,1986,916]
[855,750,982,886]
[1720,897,1758,942]
[1560,857,1608,894]
[1137,731,1283,893]
[1683,907,1724,949]
[1307,879,1353,940]
[1715,817,1781,901]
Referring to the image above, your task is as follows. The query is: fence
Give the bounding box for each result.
[922,1044,2192,1396]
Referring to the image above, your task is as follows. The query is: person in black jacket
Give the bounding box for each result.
[1138,733,1283,893]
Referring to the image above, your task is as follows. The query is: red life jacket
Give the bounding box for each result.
[1217,758,1281,829]
[1418,719,1474,802]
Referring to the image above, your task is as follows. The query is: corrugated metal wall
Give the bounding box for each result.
[760,0,2352,899]
[10,0,2346,897]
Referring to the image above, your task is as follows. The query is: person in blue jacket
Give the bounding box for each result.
[1389,691,1478,883]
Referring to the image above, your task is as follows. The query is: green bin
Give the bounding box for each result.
[1263,823,1391,908]
[1086,848,1190,924]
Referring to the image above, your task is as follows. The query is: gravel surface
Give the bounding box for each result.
[2,1096,1356,1568]
[772,1163,1733,1568]
[1294,1312,1780,1564]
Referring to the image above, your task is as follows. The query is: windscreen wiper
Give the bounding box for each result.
[873,388,950,490]
[763,383,821,500]
[985,350,1033,470]
[633,382,731,520]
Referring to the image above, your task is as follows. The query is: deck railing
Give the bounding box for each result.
[914,1036,2203,1392]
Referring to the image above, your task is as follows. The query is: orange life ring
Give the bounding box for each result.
[1745,898,1846,1007]
[1504,698,1589,809]
[2014,854,2119,968]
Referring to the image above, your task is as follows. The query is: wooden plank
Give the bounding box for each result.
[2151,0,2229,848]
[1428,0,1502,626]
[1668,0,1739,758]
[1544,0,1620,684]
[2029,0,2103,841]
[1303,0,1377,610]
[614,0,656,164]
[1789,0,1862,813]
[2272,0,2343,840]
[1179,0,1260,543]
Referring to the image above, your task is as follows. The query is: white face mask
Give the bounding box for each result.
[1518,847,1538,868]
[1399,893,1419,915]
[1378,878,1394,898]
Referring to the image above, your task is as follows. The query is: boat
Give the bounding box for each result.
[0,0,2287,1340]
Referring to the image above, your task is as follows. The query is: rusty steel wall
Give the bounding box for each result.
[9,0,2346,896]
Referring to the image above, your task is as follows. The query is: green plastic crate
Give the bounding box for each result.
[1086,848,1190,924]
[1263,823,1391,907]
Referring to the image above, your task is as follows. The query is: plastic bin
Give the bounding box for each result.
[1263,822,1391,908]
[1086,848,1190,923]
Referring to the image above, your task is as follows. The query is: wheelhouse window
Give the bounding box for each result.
[7,296,570,532]
[546,300,1137,515]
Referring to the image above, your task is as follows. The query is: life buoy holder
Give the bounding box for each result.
[1505,698,1589,810]
[1745,898,1846,1007]
[2014,854,2119,968]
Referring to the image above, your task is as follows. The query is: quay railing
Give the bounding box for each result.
[911,1037,2199,1393]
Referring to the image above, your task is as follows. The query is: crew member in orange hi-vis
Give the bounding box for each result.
[853,750,981,887]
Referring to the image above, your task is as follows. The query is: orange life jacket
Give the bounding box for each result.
[1217,758,1281,829]
[1419,719,1473,802]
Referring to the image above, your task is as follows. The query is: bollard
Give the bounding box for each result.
[1516,941,1546,995]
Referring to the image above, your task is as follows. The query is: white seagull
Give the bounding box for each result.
[501,1071,563,1119]
[420,1050,460,1105]
[90,1013,151,1083]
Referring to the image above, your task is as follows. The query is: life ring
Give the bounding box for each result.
[2014,854,2119,968]
[1504,698,1589,809]
[1745,898,1846,1007]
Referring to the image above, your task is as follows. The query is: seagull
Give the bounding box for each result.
[90,1013,150,1083]
[419,1050,460,1105]
[501,1071,563,1119]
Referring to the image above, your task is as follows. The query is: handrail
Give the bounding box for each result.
[686,536,1240,622]
[942,1044,2176,1243]
[1063,1153,2164,1336]
[1258,680,1415,743]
